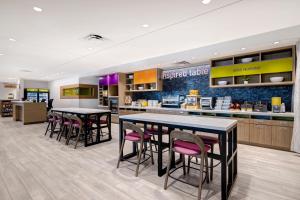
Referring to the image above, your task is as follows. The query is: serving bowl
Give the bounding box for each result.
[270,77,284,83]
[241,58,253,63]
[218,81,228,85]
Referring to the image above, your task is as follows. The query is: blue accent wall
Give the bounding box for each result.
[132,73,293,111]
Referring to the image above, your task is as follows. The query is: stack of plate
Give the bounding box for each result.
[214,96,232,110]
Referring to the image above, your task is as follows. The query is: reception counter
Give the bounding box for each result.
[12,101,47,125]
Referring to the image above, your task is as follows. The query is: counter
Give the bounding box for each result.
[12,101,47,125]
[119,105,294,118]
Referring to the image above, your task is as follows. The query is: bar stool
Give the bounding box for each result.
[145,124,169,151]
[88,114,109,136]
[200,135,220,181]
[117,122,154,177]
[66,115,94,149]
[188,132,220,181]
[164,130,210,200]
[49,113,63,138]
[57,114,72,142]
[44,112,55,136]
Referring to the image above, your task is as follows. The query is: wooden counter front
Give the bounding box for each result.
[12,102,47,125]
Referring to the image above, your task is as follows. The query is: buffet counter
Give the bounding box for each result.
[119,105,294,151]
[119,105,294,118]
[12,101,47,125]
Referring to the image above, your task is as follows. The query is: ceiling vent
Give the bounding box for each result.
[19,69,32,73]
[174,61,191,65]
[85,34,104,41]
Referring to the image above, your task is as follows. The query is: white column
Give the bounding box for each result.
[291,42,300,153]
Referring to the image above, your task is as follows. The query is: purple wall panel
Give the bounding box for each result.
[99,75,109,86]
[99,73,119,86]
[108,73,119,85]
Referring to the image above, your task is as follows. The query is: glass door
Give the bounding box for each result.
[38,89,49,103]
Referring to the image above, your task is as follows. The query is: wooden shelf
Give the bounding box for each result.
[124,68,162,92]
[0,100,13,117]
[125,89,158,92]
[98,73,127,107]
[210,81,294,88]
[210,46,296,88]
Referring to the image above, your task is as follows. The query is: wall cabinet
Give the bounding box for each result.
[210,46,296,88]
[98,73,126,107]
[125,68,162,92]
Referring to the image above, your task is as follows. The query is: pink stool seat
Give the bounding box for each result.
[88,119,107,124]
[100,119,108,124]
[174,140,210,156]
[48,118,55,122]
[145,128,168,135]
[125,131,151,142]
[72,123,80,128]
[200,136,219,145]
[63,121,71,125]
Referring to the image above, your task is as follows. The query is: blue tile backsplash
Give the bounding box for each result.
[132,73,293,111]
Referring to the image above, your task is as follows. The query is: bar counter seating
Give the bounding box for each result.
[118,113,238,200]
[45,108,112,148]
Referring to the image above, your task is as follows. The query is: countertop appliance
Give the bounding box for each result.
[186,95,200,109]
[241,102,253,112]
[108,97,119,114]
[162,95,185,108]
[272,97,282,113]
[253,101,268,112]
[200,97,214,110]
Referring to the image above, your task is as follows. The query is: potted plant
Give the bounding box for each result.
[241,75,250,84]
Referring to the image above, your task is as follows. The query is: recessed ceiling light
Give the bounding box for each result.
[9,38,16,42]
[273,41,279,45]
[202,0,211,5]
[142,24,149,28]
[88,47,93,50]
[33,6,43,12]
[241,47,246,50]
[214,52,218,55]
[0,53,4,56]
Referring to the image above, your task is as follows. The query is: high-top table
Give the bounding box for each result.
[52,108,111,147]
[119,113,238,200]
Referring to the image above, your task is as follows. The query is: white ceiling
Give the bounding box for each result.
[0,0,300,82]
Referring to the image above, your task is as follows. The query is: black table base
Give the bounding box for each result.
[83,113,112,147]
[52,110,112,147]
[119,118,237,200]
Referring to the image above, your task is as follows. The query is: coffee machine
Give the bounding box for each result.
[200,97,214,110]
